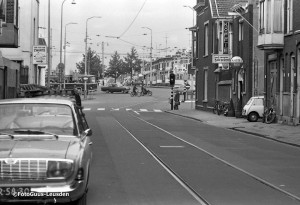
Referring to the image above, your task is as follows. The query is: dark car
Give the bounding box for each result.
[101,83,130,93]
[173,84,195,95]
[0,96,92,205]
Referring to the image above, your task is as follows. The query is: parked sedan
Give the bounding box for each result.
[0,96,92,205]
[101,83,130,93]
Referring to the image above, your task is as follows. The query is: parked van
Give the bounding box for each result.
[242,96,264,122]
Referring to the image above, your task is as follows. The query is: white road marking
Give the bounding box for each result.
[114,119,208,205]
[126,108,132,111]
[134,111,140,115]
[83,108,91,111]
[140,109,148,112]
[97,108,105,111]
[131,114,300,202]
[160,146,184,148]
[111,108,120,111]
[154,109,162,112]
[184,100,195,103]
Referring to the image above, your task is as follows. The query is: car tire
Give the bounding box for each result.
[106,90,109,93]
[248,112,259,122]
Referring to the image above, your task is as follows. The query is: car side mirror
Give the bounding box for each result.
[84,129,92,136]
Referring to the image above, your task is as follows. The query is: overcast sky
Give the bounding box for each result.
[39,0,195,74]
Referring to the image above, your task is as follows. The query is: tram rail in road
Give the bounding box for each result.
[114,111,300,205]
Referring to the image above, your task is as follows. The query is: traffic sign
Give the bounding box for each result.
[33,46,47,64]
[185,84,191,90]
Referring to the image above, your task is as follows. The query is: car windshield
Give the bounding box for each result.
[0,103,75,136]
[246,98,254,105]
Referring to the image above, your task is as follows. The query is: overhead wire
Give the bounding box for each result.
[118,0,148,38]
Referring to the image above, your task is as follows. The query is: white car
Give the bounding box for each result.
[242,96,265,122]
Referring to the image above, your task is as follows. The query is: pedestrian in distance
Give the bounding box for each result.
[174,90,180,110]
[73,86,82,108]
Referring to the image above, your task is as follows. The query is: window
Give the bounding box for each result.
[192,31,197,58]
[259,0,265,33]
[239,21,244,41]
[0,0,6,22]
[203,67,208,101]
[283,54,290,92]
[291,55,296,93]
[286,0,293,33]
[266,0,272,33]
[204,22,209,56]
[274,0,283,32]
[218,21,223,53]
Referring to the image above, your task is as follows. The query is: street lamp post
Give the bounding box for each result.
[84,16,101,99]
[141,27,152,86]
[63,22,77,88]
[60,0,76,89]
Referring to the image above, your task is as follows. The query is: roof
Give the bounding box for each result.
[0,96,75,107]
[210,0,249,18]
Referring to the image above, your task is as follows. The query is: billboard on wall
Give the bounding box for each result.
[223,21,229,54]
[33,46,47,65]
[212,54,231,64]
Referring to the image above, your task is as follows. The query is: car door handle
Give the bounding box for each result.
[89,142,93,146]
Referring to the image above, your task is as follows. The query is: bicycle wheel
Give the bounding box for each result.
[213,104,218,114]
[265,111,276,124]
[217,105,222,115]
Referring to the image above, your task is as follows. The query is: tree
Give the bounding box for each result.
[76,48,102,79]
[123,47,143,80]
[105,51,124,82]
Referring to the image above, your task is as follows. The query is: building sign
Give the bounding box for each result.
[212,54,231,64]
[33,46,47,64]
[223,21,229,54]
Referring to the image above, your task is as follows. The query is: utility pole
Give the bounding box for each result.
[165,34,168,56]
[102,42,105,73]
[47,0,51,88]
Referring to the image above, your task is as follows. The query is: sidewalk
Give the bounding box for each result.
[166,99,300,147]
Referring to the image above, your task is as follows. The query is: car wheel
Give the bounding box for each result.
[106,90,109,93]
[248,112,259,122]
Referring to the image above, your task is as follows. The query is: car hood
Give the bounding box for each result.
[0,140,71,159]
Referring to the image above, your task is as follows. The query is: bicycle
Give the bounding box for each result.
[263,106,276,124]
[212,100,221,115]
[213,99,229,116]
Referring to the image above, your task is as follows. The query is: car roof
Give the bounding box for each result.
[0,96,75,107]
